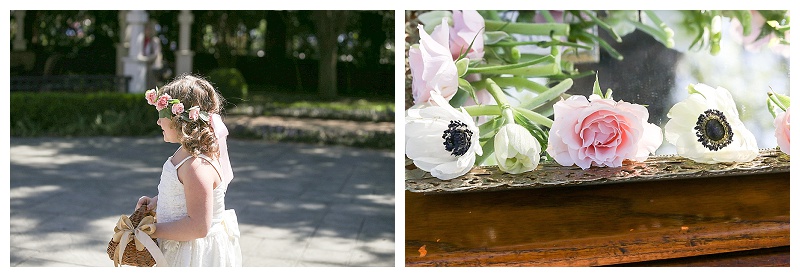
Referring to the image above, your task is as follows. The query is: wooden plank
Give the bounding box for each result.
[616,246,789,267]
[405,172,789,266]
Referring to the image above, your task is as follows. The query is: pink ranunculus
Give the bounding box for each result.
[774,109,790,155]
[155,94,171,111]
[547,94,663,169]
[449,10,485,61]
[145,89,157,105]
[409,18,459,105]
[171,102,184,115]
[188,106,200,121]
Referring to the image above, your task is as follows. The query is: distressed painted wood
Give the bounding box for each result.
[405,172,789,266]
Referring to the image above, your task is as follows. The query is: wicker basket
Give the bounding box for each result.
[107,204,158,267]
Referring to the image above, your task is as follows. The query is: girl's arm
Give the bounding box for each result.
[151,157,217,241]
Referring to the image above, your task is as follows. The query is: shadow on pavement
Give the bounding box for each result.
[10,137,395,266]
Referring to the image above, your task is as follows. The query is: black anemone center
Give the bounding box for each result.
[694,109,733,151]
[442,120,473,157]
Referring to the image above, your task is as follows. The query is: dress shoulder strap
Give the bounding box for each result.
[195,154,224,181]
[174,155,195,169]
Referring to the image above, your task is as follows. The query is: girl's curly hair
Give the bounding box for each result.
[158,73,225,158]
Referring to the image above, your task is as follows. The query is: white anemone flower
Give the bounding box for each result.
[664,83,759,163]
[494,123,542,174]
[405,89,483,180]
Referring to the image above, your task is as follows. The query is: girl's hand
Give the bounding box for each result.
[136,195,158,212]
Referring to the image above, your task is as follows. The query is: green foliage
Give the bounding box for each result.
[207,68,249,109]
[10,92,161,137]
[233,93,395,122]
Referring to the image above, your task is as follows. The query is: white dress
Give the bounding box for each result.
[156,148,242,267]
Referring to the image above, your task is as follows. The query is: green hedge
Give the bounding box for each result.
[206,68,248,109]
[10,92,161,137]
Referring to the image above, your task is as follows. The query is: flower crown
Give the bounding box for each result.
[145,88,210,122]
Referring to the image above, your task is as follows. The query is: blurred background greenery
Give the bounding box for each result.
[10,10,395,149]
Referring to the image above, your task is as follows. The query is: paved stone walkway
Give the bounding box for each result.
[9,136,395,267]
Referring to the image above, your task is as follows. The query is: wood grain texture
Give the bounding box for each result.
[405,172,789,266]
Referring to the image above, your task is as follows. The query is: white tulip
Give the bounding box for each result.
[494,123,541,174]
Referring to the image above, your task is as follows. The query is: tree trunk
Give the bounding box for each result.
[312,10,348,98]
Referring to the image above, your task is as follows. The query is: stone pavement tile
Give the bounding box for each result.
[11,232,111,266]
[245,231,309,257]
[347,247,395,267]
[298,248,350,266]
[305,232,358,252]
[243,257,296,267]
[10,137,395,267]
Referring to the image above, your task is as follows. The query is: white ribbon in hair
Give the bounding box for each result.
[210,113,234,187]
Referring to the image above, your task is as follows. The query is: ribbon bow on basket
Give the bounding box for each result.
[106,204,168,267]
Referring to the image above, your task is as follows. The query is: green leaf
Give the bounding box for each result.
[158,108,172,119]
[478,117,504,139]
[483,31,510,45]
[512,110,549,150]
[767,97,778,119]
[455,58,470,77]
[457,78,477,104]
[592,73,603,97]
[474,135,495,167]
[417,11,453,34]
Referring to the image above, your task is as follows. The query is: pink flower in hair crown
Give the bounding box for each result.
[145,89,157,105]
[188,106,201,121]
[172,102,185,115]
[156,94,171,111]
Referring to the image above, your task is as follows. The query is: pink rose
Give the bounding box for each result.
[145,89,157,105]
[156,94,171,111]
[774,109,790,155]
[547,94,663,169]
[188,106,200,121]
[449,10,485,61]
[409,18,459,105]
[171,102,184,115]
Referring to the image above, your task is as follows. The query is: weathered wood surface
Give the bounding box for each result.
[405,172,789,266]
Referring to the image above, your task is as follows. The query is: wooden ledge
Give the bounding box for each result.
[406,149,789,194]
[405,172,789,266]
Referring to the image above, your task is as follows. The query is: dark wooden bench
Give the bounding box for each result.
[10,75,131,92]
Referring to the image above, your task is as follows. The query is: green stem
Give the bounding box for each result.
[578,30,623,60]
[494,63,560,77]
[467,55,554,74]
[581,10,622,42]
[484,20,570,36]
[463,105,502,117]
[492,77,549,93]
[519,78,573,110]
[490,40,592,50]
[513,106,553,128]
[539,10,556,23]
[485,78,510,108]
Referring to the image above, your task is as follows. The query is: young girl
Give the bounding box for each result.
[136,74,241,266]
